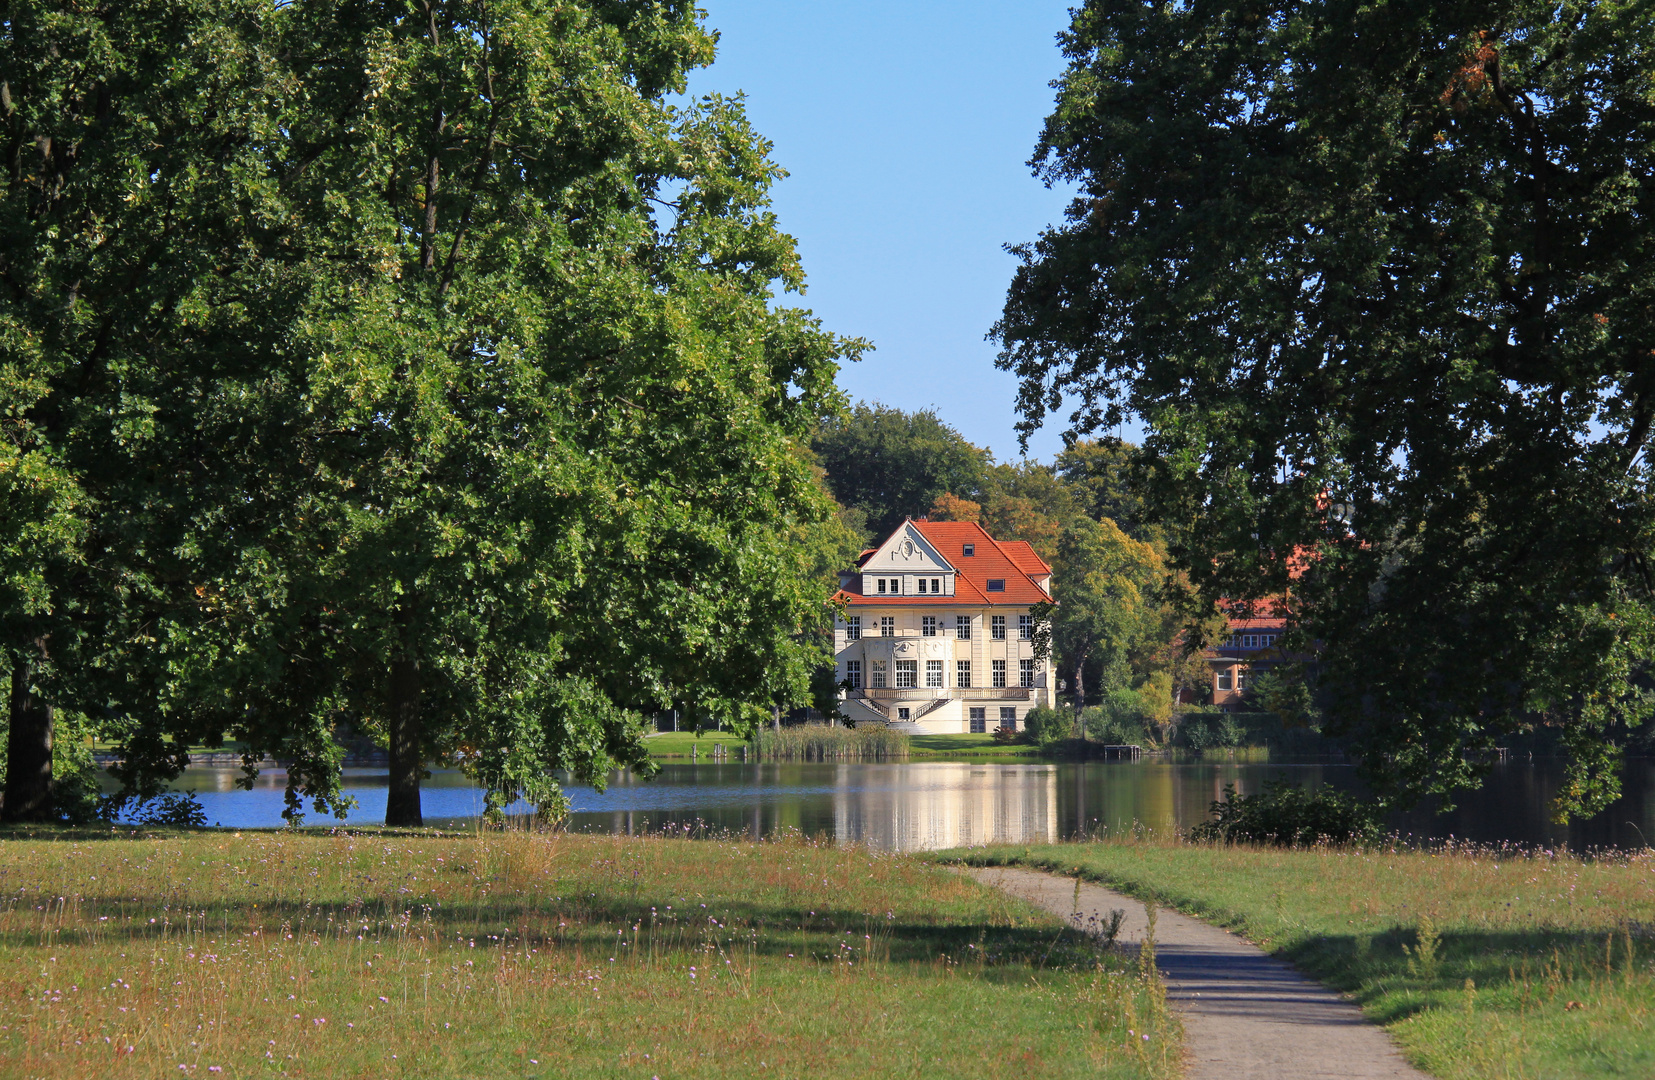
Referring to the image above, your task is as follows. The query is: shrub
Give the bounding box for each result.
[1187,779,1382,847]
[1083,688,1154,744]
[1020,705,1071,746]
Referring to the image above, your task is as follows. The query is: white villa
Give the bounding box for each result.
[832,519,1054,733]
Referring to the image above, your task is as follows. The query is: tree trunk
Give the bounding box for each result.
[385,655,423,828]
[1072,655,1087,741]
[3,647,55,823]
[772,704,780,732]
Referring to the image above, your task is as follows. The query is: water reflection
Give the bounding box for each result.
[143,757,1655,852]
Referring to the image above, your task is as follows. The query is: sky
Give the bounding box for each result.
[683,2,1082,464]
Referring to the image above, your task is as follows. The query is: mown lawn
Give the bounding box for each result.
[0,829,1176,1080]
[907,734,1042,759]
[641,731,751,757]
[943,839,1655,1080]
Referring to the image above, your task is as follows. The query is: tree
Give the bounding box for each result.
[1,0,286,819]
[163,0,867,826]
[995,0,1655,817]
[1055,439,1153,543]
[812,403,987,536]
[1032,517,1164,735]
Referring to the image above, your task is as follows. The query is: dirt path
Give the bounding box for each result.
[970,866,1430,1080]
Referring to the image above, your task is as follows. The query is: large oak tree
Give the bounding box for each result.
[995,0,1655,816]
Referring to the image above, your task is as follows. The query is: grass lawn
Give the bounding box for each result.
[942,839,1655,1080]
[642,731,751,757]
[907,734,1043,759]
[0,829,1176,1080]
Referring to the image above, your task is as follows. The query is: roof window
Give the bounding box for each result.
[986,579,1005,592]
[962,543,975,556]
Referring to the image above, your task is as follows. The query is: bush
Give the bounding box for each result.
[1083,688,1154,744]
[1020,705,1071,746]
[1187,779,1382,847]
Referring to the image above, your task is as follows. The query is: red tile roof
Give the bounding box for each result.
[833,519,1053,607]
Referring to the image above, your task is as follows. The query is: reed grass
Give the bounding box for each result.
[0,826,1173,1079]
[751,724,910,761]
[945,835,1655,1079]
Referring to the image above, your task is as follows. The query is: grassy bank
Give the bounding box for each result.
[0,828,1176,1079]
[942,838,1655,1080]
[751,725,909,761]
[642,730,751,758]
[907,733,1043,759]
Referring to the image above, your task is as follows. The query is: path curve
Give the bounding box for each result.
[969,867,1429,1080]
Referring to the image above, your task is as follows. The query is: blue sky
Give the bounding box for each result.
[684,2,1080,464]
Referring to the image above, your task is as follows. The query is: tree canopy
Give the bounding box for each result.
[1,0,862,824]
[811,402,987,537]
[994,0,1655,816]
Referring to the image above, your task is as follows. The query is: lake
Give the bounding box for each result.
[149,755,1655,852]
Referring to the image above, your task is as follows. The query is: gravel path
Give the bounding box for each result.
[969,866,1431,1080]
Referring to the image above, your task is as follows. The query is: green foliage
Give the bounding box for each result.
[1179,713,1244,751]
[995,0,1655,817]
[812,403,987,537]
[1188,781,1382,847]
[1083,689,1154,744]
[1020,704,1072,746]
[1,1,863,824]
[1034,517,1164,720]
[1248,669,1317,730]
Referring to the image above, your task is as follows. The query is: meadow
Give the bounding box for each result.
[0,828,1175,1080]
[946,837,1655,1080]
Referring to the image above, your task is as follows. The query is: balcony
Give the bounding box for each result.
[848,687,1032,704]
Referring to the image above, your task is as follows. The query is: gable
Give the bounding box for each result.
[860,521,956,573]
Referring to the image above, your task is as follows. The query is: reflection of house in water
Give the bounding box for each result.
[832,763,1058,851]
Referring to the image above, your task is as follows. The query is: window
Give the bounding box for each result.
[1263,633,1277,647]
[992,659,1007,688]
[845,660,861,689]
[926,660,944,688]
[1236,667,1249,692]
[880,616,894,637]
[870,660,888,689]
[1018,615,1033,640]
[876,578,887,594]
[956,660,971,688]
[930,578,941,593]
[962,543,975,557]
[1216,668,1232,691]
[1242,634,1258,649]
[991,615,1006,640]
[921,616,937,637]
[998,707,1017,730]
[955,615,972,639]
[895,659,918,689]
[986,579,1006,592]
[1019,659,1035,688]
[917,578,928,594]
[897,707,911,720]
[969,707,986,733]
[846,616,860,641]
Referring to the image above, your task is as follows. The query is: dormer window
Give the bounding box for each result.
[930,578,940,593]
[986,579,1005,592]
[876,579,887,594]
[962,544,975,557]
[917,578,928,594]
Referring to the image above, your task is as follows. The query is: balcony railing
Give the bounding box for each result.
[847,687,1032,703]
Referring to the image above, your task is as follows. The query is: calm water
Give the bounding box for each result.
[147,757,1655,852]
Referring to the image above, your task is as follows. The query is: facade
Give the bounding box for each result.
[1203,610,1288,710]
[831,519,1053,734]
